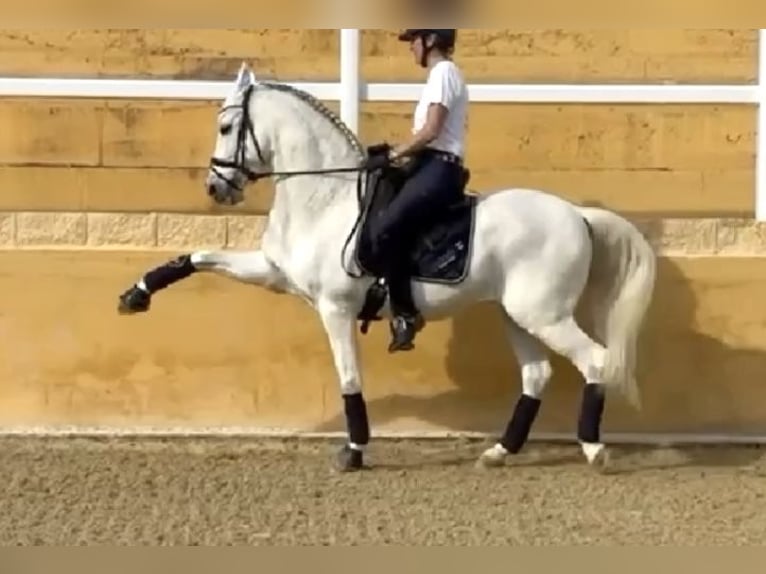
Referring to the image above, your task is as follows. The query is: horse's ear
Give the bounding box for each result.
[224,62,257,106]
[235,61,257,90]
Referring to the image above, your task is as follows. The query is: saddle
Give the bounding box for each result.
[352,144,478,333]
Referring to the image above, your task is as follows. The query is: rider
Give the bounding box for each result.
[365,29,469,353]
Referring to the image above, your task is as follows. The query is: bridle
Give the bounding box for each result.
[207,83,370,279]
[208,84,365,191]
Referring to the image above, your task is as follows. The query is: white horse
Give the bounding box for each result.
[118,63,657,472]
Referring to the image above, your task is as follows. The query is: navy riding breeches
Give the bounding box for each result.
[371,150,465,315]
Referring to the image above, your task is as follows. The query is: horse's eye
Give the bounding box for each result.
[220,124,233,136]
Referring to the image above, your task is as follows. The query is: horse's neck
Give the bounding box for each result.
[260,91,362,253]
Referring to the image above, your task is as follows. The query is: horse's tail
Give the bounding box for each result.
[578,207,657,409]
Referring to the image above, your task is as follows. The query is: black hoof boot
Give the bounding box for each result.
[335,444,365,473]
[388,314,425,353]
[118,286,151,315]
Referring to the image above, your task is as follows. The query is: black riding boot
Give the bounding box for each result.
[386,266,424,353]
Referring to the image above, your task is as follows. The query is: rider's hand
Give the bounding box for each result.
[361,153,391,171]
[389,147,406,167]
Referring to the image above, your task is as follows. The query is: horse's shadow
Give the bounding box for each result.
[313,251,766,473]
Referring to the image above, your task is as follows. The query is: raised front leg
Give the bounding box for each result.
[317,298,370,473]
[118,250,286,315]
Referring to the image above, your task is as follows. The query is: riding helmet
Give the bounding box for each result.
[397,29,457,49]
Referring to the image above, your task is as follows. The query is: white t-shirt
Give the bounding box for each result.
[412,59,468,158]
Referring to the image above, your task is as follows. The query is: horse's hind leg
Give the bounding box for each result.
[519,315,610,470]
[478,317,552,468]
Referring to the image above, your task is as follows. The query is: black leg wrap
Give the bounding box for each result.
[578,383,606,444]
[500,394,542,454]
[143,254,197,294]
[343,393,370,446]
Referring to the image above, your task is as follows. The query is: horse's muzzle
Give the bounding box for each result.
[207,181,244,206]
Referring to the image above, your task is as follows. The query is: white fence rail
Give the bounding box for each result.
[1,28,765,218]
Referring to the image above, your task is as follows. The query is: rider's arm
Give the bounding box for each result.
[391,104,448,159]
[391,62,460,160]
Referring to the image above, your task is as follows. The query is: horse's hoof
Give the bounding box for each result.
[591,448,611,474]
[582,443,611,474]
[118,286,151,315]
[335,444,365,473]
[475,444,508,470]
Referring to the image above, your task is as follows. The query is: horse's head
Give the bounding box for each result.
[206,62,268,206]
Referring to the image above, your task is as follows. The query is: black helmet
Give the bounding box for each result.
[397,29,456,49]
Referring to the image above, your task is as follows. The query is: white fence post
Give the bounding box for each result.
[339,29,361,135]
[756,29,766,221]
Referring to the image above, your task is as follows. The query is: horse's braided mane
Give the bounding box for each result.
[257,81,367,158]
